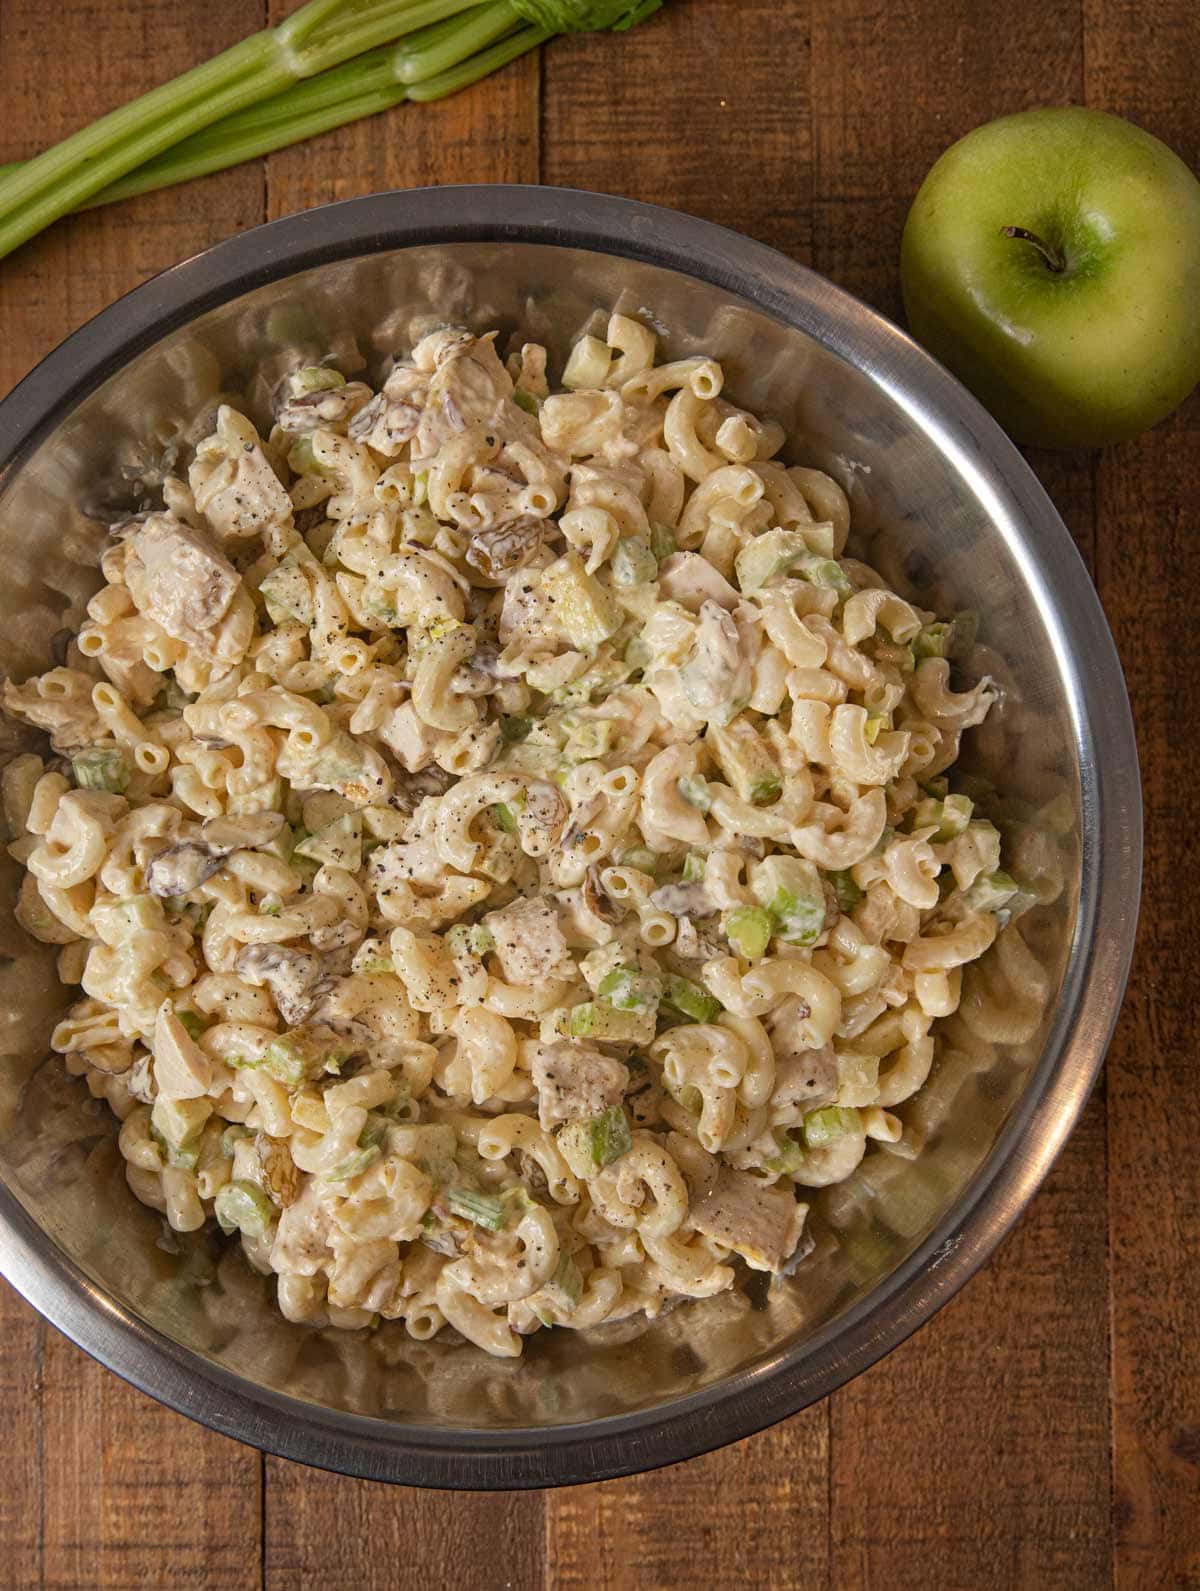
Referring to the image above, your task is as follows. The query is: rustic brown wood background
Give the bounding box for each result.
[0,0,1196,1586]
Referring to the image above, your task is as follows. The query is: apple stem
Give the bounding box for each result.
[1001,225,1066,273]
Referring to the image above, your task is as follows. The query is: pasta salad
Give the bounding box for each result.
[1,312,1024,1359]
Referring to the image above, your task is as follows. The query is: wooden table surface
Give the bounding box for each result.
[0,1,1197,1586]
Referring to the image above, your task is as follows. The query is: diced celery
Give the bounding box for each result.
[447,1187,508,1231]
[619,846,661,874]
[563,719,613,763]
[734,528,810,591]
[795,553,852,600]
[663,976,722,1024]
[913,621,951,660]
[650,523,677,560]
[545,1252,583,1311]
[258,1035,330,1088]
[569,1002,654,1043]
[725,905,773,960]
[910,792,973,841]
[764,1131,807,1175]
[610,534,658,588]
[358,1113,389,1151]
[220,1123,252,1157]
[325,1145,381,1182]
[491,802,518,834]
[72,746,130,793]
[597,965,660,1013]
[560,1106,632,1172]
[680,851,706,884]
[151,1095,212,1162]
[289,365,345,396]
[678,775,712,813]
[921,775,950,801]
[864,713,886,745]
[177,1009,207,1040]
[827,869,864,914]
[501,715,533,743]
[286,436,323,478]
[447,922,495,959]
[754,856,826,945]
[258,557,313,622]
[214,1180,275,1238]
[513,388,540,416]
[709,720,782,807]
[802,1105,862,1148]
[963,869,1021,913]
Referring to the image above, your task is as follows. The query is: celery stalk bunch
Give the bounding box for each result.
[0,0,660,261]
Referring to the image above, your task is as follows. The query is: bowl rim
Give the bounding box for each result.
[0,184,1142,1489]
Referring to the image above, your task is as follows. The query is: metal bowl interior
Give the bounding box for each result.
[0,187,1141,1488]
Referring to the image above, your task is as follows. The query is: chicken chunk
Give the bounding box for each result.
[121,511,246,662]
[189,405,293,541]
[531,1043,630,1129]
[688,1166,809,1273]
[483,895,571,987]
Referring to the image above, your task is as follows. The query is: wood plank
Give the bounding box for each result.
[0,1285,45,1587]
[1085,14,1200,1577]
[39,1328,261,1591]
[545,1410,829,1591]
[1085,6,1200,1584]
[265,1465,541,1591]
[0,4,267,1586]
[259,23,546,1588]
[810,3,1112,1587]
[540,0,815,265]
[829,1099,1112,1590]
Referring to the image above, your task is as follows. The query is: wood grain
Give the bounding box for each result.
[1086,10,1200,1581]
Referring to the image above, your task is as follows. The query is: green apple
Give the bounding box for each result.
[900,108,1200,449]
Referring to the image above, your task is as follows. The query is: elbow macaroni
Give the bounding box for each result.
[0,310,1037,1360]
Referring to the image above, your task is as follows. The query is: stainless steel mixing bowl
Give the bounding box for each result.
[0,186,1141,1488]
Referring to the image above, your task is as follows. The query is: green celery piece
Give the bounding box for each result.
[215,1180,275,1238]
[913,621,951,660]
[569,1002,651,1042]
[597,965,658,1012]
[358,1112,389,1150]
[678,774,712,813]
[289,365,345,395]
[827,869,864,914]
[177,1009,208,1040]
[725,905,773,960]
[802,1105,861,1149]
[513,388,540,415]
[589,1105,632,1167]
[649,523,677,560]
[619,846,660,874]
[71,746,130,793]
[680,851,706,884]
[768,884,825,946]
[664,975,722,1024]
[910,791,973,841]
[750,773,782,806]
[491,801,519,834]
[545,1252,583,1310]
[610,534,658,587]
[764,1130,806,1175]
[220,1123,253,1157]
[325,1144,382,1181]
[447,1186,508,1230]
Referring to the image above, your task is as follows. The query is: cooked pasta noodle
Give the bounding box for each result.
[0,312,1039,1359]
